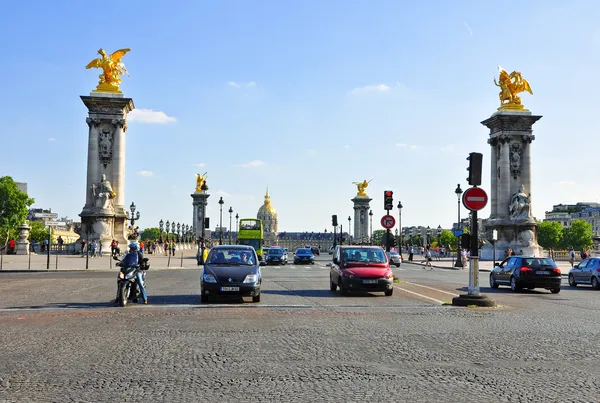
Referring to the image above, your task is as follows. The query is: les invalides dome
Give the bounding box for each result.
[257,189,278,242]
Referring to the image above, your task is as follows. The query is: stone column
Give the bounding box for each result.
[15,222,31,255]
[191,191,210,241]
[351,196,372,244]
[498,140,511,219]
[79,93,134,251]
[488,138,498,218]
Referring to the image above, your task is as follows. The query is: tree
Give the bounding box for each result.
[372,229,386,245]
[538,221,563,250]
[563,220,593,250]
[29,220,51,243]
[140,227,161,241]
[439,229,457,250]
[0,176,34,244]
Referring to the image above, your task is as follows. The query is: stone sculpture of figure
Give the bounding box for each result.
[93,174,116,210]
[509,184,531,220]
[510,144,522,177]
[352,180,372,197]
[196,172,208,192]
[360,210,365,224]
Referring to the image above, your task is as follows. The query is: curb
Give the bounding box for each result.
[0,267,196,273]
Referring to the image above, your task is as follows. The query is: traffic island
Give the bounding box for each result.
[452,294,496,307]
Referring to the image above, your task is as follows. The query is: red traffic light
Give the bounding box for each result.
[385,191,393,197]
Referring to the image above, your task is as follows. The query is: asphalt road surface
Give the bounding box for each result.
[1,254,600,402]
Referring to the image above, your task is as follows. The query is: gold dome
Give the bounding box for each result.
[258,188,277,216]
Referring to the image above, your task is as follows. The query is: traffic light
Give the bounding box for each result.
[332,215,338,227]
[204,217,210,229]
[466,152,483,186]
[384,190,394,211]
[460,233,471,249]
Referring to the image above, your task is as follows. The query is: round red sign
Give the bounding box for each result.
[462,187,488,211]
[380,215,396,229]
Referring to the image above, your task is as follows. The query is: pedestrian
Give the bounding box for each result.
[569,248,575,268]
[81,239,86,257]
[424,247,433,269]
[57,236,64,253]
[98,241,103,257]
[408,245,414,262]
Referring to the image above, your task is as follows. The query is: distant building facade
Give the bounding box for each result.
[544,202,600,234]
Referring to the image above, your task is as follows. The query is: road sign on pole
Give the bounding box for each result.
[462,187,488,211]
[380,215,396,229]
[45,221,66,227]
[34,212,58,219]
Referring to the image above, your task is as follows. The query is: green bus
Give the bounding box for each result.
[238,218,264,260]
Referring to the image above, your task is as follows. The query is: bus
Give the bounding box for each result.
[237,218,264,260]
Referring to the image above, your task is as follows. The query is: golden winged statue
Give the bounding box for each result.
[493,66,533,111]
[352,179,372,197]
[86,48,131,93]
[195,172,208,192]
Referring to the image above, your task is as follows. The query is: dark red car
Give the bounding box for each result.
[329,245,394,296]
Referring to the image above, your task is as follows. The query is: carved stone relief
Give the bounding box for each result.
[509,143,523,179]
[86,117,101,127]
[98,127,114,168]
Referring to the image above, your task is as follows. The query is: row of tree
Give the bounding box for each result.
[538,220,593,251]
[0,176,35,245]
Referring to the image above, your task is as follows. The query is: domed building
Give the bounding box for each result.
[257,188,278,245]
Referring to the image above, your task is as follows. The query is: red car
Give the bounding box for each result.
[329,245,394,296]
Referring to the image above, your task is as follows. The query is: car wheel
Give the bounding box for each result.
[330,276,337,291]
[568,274,577,287]
[489,274,499,289]
[252,293,261,303]
[200,294,209,303]
[592,276,600,290]
[339,278,349,296]
[510,276,521,292]
[550,288,561,294]
[395,263,400,268]
[384,289,393,296]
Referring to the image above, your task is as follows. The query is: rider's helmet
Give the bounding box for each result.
[128,241,140,252]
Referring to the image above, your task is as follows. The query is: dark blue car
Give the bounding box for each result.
[294,248,315,265]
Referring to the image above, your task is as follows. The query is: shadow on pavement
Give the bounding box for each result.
[262,289,380,298]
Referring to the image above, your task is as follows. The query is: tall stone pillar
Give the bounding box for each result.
[480,111,542,259]
[79,93,134,251]
[352,196,372,244]
[192,191,210,242]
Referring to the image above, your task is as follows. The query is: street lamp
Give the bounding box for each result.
[159,219,164,243]
[126,201,141,240]
[235,213,239,242]
[228,207,233,244]
[348,216,351,244]
[165,220,171,242]
[437,224,442,246]
[369,210,373,245]
[218,197,224,244]
[176,222,181,243]
[185,224,190,243]
[426,226,431,247]
[455,183,464,268]
[397,201,403,251]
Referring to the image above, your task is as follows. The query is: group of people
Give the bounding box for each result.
[79,239,103,257]
[138,241,178,256]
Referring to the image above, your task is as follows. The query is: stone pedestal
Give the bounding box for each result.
[192,191,210,242]
[352,196,372,244]
[480,111,542,260]
[15,222,31,255]
[79,93,135,251]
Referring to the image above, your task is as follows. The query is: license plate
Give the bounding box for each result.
[363,279,378,284]
[536,271,549,275]
[220,287,240,292]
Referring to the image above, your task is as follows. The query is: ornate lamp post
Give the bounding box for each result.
[218,197,224,244]
[369,209,373,245]
[437,224,442,246]
[397,201,403,251]
[348,216,351,244]
[455,183,464,267]
[159,219,164,243]
[126,202,140,239]
[426,226,431,247]
[185,224,190,243]
[228,207,233,244]
[165,220,171,243]
[176,223,181,243]
[235,213,239,242]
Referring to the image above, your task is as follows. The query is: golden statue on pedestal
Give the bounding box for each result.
[196,172,208,192]
[352,180,372,197]
[494,66,533,111]
[86,48,131,93]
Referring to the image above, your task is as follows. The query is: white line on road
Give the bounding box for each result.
[394,286,446,305]
[405,282,459,297]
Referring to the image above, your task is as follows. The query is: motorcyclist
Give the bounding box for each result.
[115,241,148,305]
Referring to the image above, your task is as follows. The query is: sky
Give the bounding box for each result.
[1,0,600,233]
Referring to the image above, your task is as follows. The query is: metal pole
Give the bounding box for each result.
[340,225,343,245]
[85,230,90,270]
[46,226,51,270]
[455,198,463,267]
[181,252,183,267]
[28,247,31,270]
[55,254,58,270]
[219,204,223,244]
[385,208,391,252]
[229,212,232,244]
[167,253,171,268]
[399,208,402,252]
[468,210,480,295]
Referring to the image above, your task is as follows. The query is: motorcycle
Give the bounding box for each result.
[113,255,150,307]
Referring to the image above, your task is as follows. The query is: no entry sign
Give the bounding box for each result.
[462,187,488,211]
[381,215,396,229]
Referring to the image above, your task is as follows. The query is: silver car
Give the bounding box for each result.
[568,257,600,289]
[387,251,402,267]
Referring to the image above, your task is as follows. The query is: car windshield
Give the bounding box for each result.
[269,249,283,255]
[343,248,386,263]
[296,249,312,255]
[389,251,399,256]
[207,248,256,265]
[522,258,555,266]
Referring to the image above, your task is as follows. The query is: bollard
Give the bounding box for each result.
[167,254,171,268]
[181,252,183,268]
[28,249,31,270]
[55,254,58,270]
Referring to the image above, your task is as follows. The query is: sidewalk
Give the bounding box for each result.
[403,255,575,276]
[0,249,200,272]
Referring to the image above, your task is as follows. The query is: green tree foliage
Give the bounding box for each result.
[0,176,34,244]
[140,227,161,241]
[562,220,593,250]
[29,220,51,243]
[371,229,386,245]
[439,229,457,250]
[537,221,563,250]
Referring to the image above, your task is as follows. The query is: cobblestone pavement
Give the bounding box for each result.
[1,256,600,402]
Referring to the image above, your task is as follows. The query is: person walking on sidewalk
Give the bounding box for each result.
[408,245,414,262]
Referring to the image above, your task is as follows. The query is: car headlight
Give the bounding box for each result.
[203,273,217,283]
[243,274,258,283]
[385,272,394,279]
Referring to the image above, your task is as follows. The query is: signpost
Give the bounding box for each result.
[34,212,58,219]
[462,187,488,212]
[380,215,395,229]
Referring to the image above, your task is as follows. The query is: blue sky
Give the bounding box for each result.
[1,0,599,233]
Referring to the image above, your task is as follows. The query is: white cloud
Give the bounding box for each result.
[228,81,257,89]
[464,21,473,36]
[128,109,176,124]
[409,145,419,150]
[348,84,391,95]
[194,163,206,168]
[137,170,154,177]
[396,143,407,148]
[234,160,266,168]
[48,137,56,142]
[214,189,231,197]
[344,144,350,149]
[555,180,576,186]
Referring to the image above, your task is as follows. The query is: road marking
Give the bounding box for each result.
[394,286,446,305]
[404,282,459,296]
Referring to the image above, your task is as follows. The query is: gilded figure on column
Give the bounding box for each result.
[494,66,533,111]
[86,48,131,93]
[352,180,372,197]
[196,172,208,192]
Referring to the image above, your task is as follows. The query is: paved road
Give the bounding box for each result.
[1,255,600,402]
